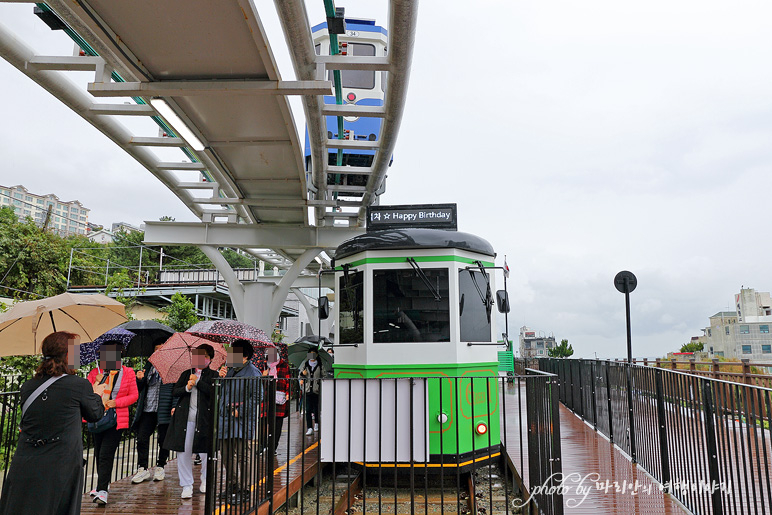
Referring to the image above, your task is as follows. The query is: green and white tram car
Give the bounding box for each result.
[326,226,508,471]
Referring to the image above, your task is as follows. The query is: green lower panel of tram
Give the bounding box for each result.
[334,362,501,466]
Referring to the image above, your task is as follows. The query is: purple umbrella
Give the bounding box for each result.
[79,326,135,367]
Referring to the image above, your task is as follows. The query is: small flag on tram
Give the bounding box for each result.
[504,256,510,279]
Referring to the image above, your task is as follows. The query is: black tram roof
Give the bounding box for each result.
[334,228,496,260]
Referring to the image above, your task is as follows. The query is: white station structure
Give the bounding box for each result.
[0,0,419,333]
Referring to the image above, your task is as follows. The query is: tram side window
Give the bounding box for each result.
[373,269,450,343]
[459,270,492,343]
[329,43,376,89]
[339,271,364,344]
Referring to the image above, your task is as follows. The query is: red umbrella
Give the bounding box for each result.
[148,333,226,384]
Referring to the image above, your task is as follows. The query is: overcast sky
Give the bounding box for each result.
[2,1,772,359]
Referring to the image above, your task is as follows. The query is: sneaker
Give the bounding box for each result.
[194,454,202,465]
[88,489,98,497]
[199,482,206,494]
[314,423,319,432]
[181,486,193,499]
[131,467,152,484]
[305,428,313,436]
[93,490,108,505]
[153,466,165,481]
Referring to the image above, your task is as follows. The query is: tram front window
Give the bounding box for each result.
[339,271,364,344]
[329,43,376,89]
[373,269,450,343]
[459,269,492,342]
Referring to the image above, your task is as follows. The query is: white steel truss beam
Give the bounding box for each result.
[156,162,207,171]
[192,198,337,207]
[89,103,156,116]
[87,80,332,97]
[327,185,367,193]
[326,139,379,150]
[327,166,373,175]
[316,55,391,71]
[176,182,220,190]
[321,104,386,118]
[128,136,186,147]
[26,55,104,71]
[144,222,363,249]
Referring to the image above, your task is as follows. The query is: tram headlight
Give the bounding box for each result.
[475,422,488,435]
[437,412,448,424]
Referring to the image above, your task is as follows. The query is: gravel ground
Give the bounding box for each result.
[279,464,526,515]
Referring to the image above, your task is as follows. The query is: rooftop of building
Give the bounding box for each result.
[0,184,88,208]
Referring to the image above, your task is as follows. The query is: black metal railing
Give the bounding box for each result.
[540,358,772,515]
[204,374,563,515]
[0,385,174,493]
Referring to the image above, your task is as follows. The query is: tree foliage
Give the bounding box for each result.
[0,207,69,299]
[160,292,200,332]
[548,339,574,358]
[680,341,704,353]
[0,209,259,301]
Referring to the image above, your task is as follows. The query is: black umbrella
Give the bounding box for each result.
[119,320,174,357]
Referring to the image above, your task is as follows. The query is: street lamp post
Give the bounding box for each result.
[614,270,638,463]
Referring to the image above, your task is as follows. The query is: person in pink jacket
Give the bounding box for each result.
[86,341,138,505]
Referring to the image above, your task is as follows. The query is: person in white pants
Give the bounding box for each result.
[162,345,218,499]
[177,421,207,495]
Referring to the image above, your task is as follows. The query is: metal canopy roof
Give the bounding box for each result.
[0,0,418,274]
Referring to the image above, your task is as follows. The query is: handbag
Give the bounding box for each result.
[87,407,117,433]
[87,369,121,433]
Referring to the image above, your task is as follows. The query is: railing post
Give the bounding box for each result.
[266,379,277,514]
[590,360,598,430]
[689,358,697,375]
[626,364,637,463]
[671,358,677,371]
[701,380,724,515]
[741,359,752,386]
[712,358,720,380]
[643,357,648,367]
[654,369,670,491]
[549,374,564,515]
[656,357,661,368]
[605,361,614,443]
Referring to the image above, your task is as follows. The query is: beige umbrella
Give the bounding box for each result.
[0,293,127,356]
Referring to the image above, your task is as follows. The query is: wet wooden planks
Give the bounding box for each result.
[501,381,688,513]
[80,410,318,515]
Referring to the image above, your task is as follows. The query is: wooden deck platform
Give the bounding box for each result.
[80,410,318,515]
[501,381,688,513]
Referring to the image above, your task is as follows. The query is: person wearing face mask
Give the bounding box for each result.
[217,339,261,505]
[86,341,139,506]
[261,345,290,452]
[298,350,323,436]
[163,345,217,499]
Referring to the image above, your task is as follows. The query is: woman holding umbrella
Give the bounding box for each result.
[163,344,219,499]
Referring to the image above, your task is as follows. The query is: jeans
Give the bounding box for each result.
[93,427,124,492]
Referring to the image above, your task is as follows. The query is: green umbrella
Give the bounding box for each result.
[288,340,333,370]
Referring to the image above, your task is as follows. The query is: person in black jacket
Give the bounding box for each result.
[131,338,174,483]
[163,345,217,499]
[0,331,104,515]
